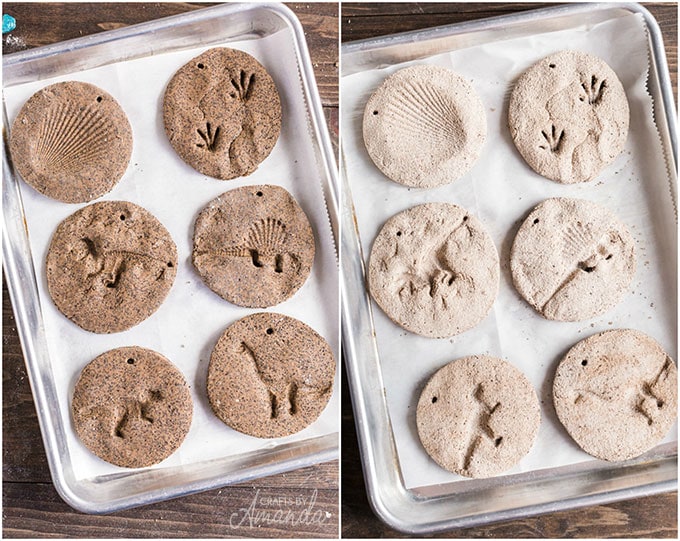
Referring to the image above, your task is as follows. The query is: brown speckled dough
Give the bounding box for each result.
[192,185,315,308]
[207,312,335,438]
[509,50,629,183]
[368,203,499,338]
[163,47,281,180]
[72,346,193,468]
[510,198,635,321]
[363,65,486,188]
[417,355,540,478]
[553,329,677,461]
[46,201,177,333]
[9,81,133,203]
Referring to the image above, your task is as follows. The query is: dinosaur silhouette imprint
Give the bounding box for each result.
[462,384,503,470]
[80,237,170,289]
[197,217,299,274]
[574,357,674,426]
[386,217,474,305]
[238,341,332,420]
[114,389,164,439]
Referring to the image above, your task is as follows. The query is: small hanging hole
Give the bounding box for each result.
[167,262,174,268]
[431,396,437,404]
[657,400,664,408]
[494,437,503,447]
[396,231,402,237]
[120,214,126,221]
[533,218,540,225]
[127,358,135,365]
[266,328,274,335]
[256,191,263,197]
[197,63,205,69]
[549,64,556,68]
[581,359,588,366]
[373,110,378,115]
[96,96,103,103]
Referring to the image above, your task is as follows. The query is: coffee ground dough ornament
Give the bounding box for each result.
[368,202,499,338]
[363,64,486,188]
[510,197,635,322]
[417,355,540,478]
[163,47,282,180]
[192,184,315,308]
[207,312,335,438]
[46,201,177,333]
[553,329,677,461]
[72,346,193,468]
[508,50,629,183]
[9,81,133,203]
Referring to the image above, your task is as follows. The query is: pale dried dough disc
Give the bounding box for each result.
[553,329,677,461]
[192,184,315,308]
[510,197,635,322]
[368,202,499,338]
[363,65,486,188]
[417,355,540,478]
[9,81,133,203]
[72,346,193,468]
[46,201,178,333]
[207,312,335,438]
[508,50,629,183]
[163,47,281,180]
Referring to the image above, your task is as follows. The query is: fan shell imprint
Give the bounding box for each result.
[363,64,487,188]
[9,81,133,203]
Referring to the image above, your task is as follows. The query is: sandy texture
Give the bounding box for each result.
[46,201,177,333]
[192,184,315,308]
[508,50,629,184]
[510,197,635,321]
[9,81,132,203]
[553,329,677,461]
[163,47,281,180]
[363,65,486,188]
[72,346,192,468]
[368,202,499,338]
[417,355,540,478]
[207,312,335,439]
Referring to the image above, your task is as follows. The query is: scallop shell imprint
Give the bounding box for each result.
[363,65,486,188]
[10,81,133,203]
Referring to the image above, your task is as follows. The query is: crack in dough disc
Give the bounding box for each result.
[508,50,629,183]
[510,197,635,322]
[368,202,499,338]
[553,329,677,461]
[363,65,486,188]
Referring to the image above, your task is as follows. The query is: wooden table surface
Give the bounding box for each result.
[340,2,678,539]
[2,3,338,538]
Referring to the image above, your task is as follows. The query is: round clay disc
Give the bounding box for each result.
[46,201,178,333]
[367,203,499,338]
[553,329,677,461]
[510,197,635,322]
[508,50,629,183]
[163,47,282,180]
[363,65,486,188]
[417,355,540,478]
[207,312,335,438]
[192,184,315,308]
[9,81,133,203]
[72,346,193,468]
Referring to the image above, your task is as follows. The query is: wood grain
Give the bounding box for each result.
[340,2,677,538]
[2,2,337,538]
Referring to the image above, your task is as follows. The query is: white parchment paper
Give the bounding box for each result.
[341,12,677,490]
[4,28,339,482]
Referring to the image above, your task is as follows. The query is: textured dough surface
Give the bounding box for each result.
[553,329,677,461]
[72,346,192,468]
[10,81,132,203]
[363,65,486,188]
[163,47,281,180]
[368,202,499,338]
[510,197,635,321]
[207,312,335,438]
[417,355,540,478]
[509,50,629,183]
[46,201,177,333]
[192,185,315,308]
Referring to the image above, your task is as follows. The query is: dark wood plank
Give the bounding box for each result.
[340,2,677,538]
[2,2,338,538]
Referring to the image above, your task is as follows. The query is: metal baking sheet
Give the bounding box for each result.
[340,3,677,533]
[3,3,339,514]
